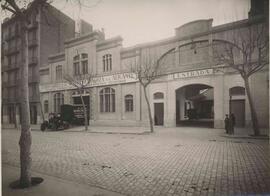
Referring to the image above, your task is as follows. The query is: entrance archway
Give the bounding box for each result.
[175,84,214,127]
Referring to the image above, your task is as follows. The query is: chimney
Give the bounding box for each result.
[75,19,93,37]
[248,0,269,18]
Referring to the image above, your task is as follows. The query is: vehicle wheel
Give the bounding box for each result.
[63,121,70,129]
[40,122,47,131]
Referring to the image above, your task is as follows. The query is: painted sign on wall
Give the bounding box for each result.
[40,72,138,92]
[168,68,213,80]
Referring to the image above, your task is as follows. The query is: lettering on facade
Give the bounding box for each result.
[40,73,138,93]
[40,69,214,93]
[169,68,213,80]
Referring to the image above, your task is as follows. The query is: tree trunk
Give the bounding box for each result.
[19,19,32,187]
[80,93,88,131]
[244,77,260,136]
[143,85,154,132]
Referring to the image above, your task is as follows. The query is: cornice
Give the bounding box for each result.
[64,31,103,48]
[96,36,123,51]
[120,17,267,56]
[48,52,65,63]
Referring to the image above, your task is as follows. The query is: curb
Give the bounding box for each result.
[221,134,269,140]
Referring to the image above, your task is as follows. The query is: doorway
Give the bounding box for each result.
[229,86,246,128]
[230,100,245,127]
[73,95,90,125]
[154,103,164,125]
[175,84,214,127]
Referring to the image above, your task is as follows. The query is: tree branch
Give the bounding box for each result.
[1,4,16,14]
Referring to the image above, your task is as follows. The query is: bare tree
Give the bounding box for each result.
[1,0,48,188]
[64,73,94,131]
[131,53,163,133]
[1,0,102,188]
[213,20,269,136]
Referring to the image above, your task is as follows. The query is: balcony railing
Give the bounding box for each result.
[2,63,20,72]
[5,46,19,55]
[2,81,8,87]
[28,75,39,83]
[5,30,20,41]
[29,57,38,65]
[28,39,38,47]
[28,21,38,29]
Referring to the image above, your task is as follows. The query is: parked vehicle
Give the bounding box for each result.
[40,113,69,131]
[40,104,88,131]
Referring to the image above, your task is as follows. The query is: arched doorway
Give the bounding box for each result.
[175,84,214,127]
[229,86,245,127]
[153,92,164,126]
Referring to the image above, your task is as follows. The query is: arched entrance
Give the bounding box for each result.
[175,84,214,127]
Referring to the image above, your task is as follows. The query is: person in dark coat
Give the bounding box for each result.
[229,113,236,134]
[224,114,229,134]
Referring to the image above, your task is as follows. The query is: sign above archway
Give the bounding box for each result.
[168,68,213,80]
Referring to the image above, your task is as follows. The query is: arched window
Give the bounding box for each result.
[44,100,49,113]
[81,53,88,74]
[73,55,80,75]
[154,92,164,99]
[54,93,64,113]
[103,54,112,72]
[56,65,62,81]
[125,94,133,112]
[99,87,115,112]
[73,53,88,75]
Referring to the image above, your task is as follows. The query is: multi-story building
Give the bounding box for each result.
[1,3,75,127]
[40,0,269,135]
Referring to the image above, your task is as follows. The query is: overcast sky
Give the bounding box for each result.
[53,0,250,47]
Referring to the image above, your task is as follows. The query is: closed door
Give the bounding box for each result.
[230,99,245,127]
[154,103,164,126]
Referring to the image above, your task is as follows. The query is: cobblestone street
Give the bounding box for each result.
[2,127,270,196]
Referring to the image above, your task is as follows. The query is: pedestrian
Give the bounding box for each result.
[224,114,229,134]
[229,113,236,135]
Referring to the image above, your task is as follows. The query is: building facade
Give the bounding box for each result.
[39,9,269,135]
[1,3,75,127]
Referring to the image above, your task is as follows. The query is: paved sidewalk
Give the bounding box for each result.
[2,164,124,196]
[220,128,269,140]
[2,127,270,196]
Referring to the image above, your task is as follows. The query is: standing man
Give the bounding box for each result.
[229,113,236,135]
[224,114,229,134]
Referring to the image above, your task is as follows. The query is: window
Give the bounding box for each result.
[103,54,112,72]
[81,53,88,74]
[44,100,49,113]
[54,93,64,114]
[56,65,62,81]
[73,53,88,75]
[74,62,80,75]
[125,94,133,112]
[154,92,164,99]
[73,55,80,75]
[99,87,115,112]
[82,60,88,74]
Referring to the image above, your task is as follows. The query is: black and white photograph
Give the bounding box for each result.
[1,0,269,195]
